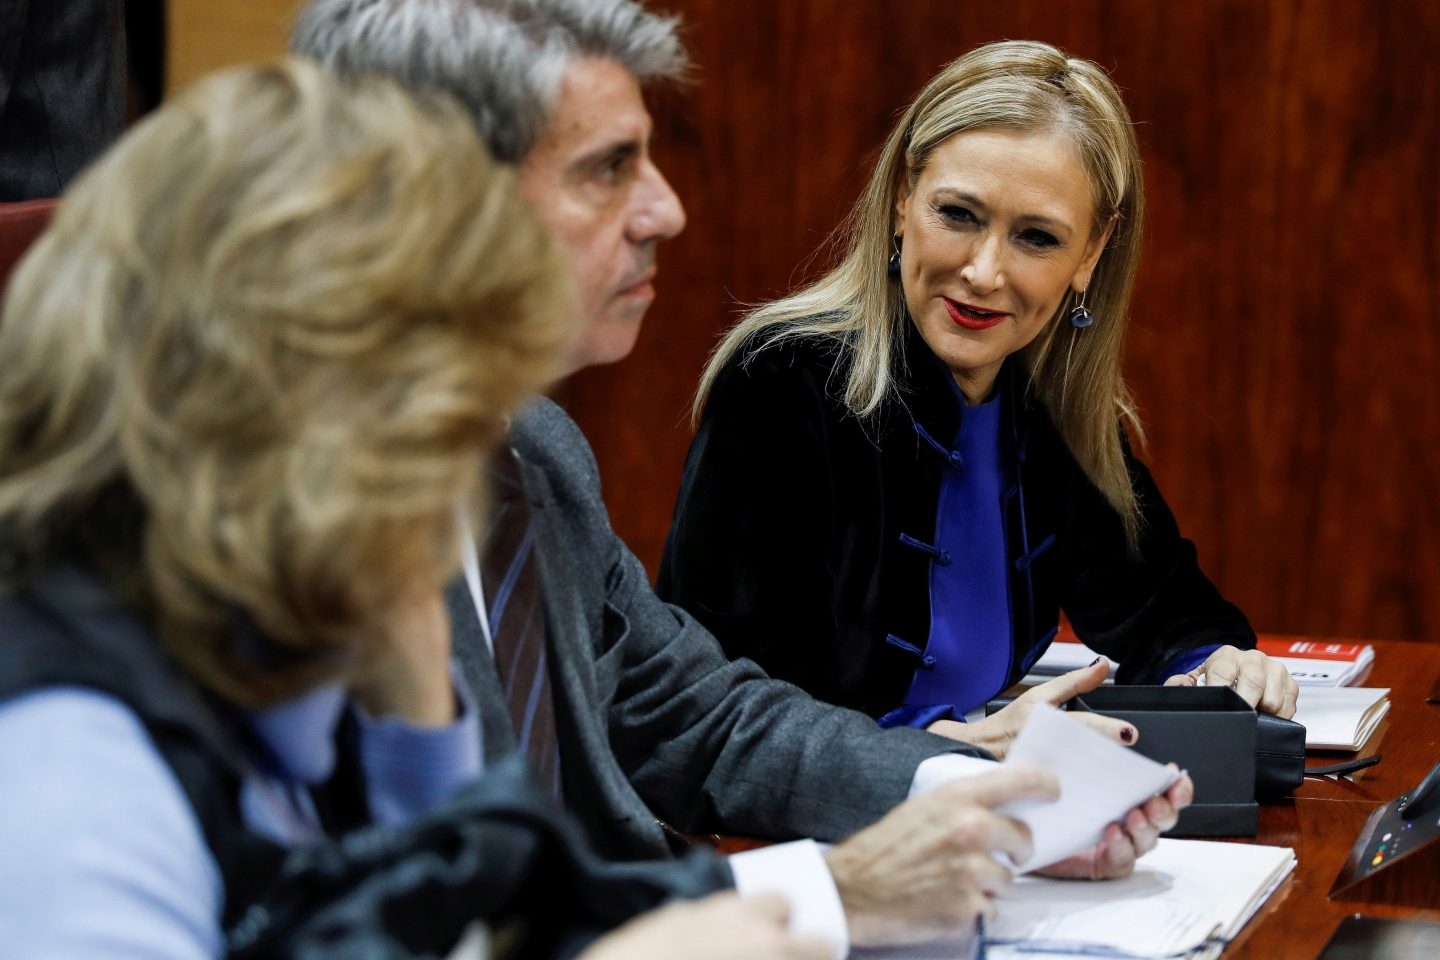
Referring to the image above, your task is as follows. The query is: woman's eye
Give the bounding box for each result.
[937,204,978,226]
[1019,228,1060,249]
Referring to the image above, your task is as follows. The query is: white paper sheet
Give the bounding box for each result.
[1000,704,1179,873]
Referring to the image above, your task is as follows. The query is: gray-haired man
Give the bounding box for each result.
[292,1,1185,953]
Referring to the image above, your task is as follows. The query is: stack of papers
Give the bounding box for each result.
[1026,639,1375,688]
[1292,686,1390,750]
[1024,641,1389,750]
[983,839,1296,959]
[854,839,1297,960]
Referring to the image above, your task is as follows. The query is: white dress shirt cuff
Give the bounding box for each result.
[728,839,848,960]
[908,752,1002,800]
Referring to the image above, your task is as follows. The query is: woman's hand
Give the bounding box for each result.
[578,893,833,960]
[1035,767,1193,880]
[1164,645,1299,718]
[926,658,1137,760]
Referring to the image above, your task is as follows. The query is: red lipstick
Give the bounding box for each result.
[944,297,1009,330]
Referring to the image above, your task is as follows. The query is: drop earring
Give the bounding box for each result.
[888,235,902,278]
[1068,288,1094,329]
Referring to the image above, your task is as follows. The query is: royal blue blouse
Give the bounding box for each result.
[878,385,1013,728]
[875,385,1216,732]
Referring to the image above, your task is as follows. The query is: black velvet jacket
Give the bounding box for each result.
[658,323,1256,719]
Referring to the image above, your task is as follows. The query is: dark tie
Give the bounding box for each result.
[480,448,560,793]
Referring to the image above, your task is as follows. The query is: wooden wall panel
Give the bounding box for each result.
[166,0,296,93]
[565,0,1440,642]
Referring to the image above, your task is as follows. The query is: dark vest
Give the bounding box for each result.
[0,567,734,959]
[0,567,287,931]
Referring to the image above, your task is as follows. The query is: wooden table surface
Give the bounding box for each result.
[1223,637,1440,957]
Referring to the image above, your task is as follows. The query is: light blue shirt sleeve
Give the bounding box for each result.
[352,671,484,826]
[0,688,222,959]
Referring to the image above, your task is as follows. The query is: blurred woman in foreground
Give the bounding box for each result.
[0,59,825,960]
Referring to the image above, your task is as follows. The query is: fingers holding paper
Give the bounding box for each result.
[1164,645,1299,718]
[1035,767,1193,880]
[825,768,1057,947]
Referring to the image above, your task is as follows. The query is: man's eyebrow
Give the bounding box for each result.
[571,138,641,175]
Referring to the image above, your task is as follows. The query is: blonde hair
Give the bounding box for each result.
[696,40,1147,545]
[0,59,574,705]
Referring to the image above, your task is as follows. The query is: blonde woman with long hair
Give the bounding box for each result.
[660,41,1297,759]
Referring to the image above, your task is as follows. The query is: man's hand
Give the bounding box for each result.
[824,768,1057,947]
[926,659,1137,759]
[1036,766,1193,880]
[1164,645,1299,718]
[578,893,832,960]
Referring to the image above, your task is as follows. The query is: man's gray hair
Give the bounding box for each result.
[291,0,687,163]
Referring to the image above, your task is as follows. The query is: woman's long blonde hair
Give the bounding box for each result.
[0,59,574,705]
[696,40,1147,545]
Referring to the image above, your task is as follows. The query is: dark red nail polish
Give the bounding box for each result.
[1121,727,1135,744]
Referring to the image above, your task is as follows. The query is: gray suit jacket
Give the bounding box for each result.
[449,397,993,862]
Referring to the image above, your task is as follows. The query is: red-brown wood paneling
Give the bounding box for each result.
[562,0,1440,642]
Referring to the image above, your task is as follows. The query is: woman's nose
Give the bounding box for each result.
[960,235,1005,294]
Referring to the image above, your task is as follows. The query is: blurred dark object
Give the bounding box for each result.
[0,0,128,200]
[125,0,164,118]
[229,757,731,960]
[1318,915,1440,959]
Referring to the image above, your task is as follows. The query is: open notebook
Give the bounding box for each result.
[1293,687,1390,751]
[852,838,1296,960]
